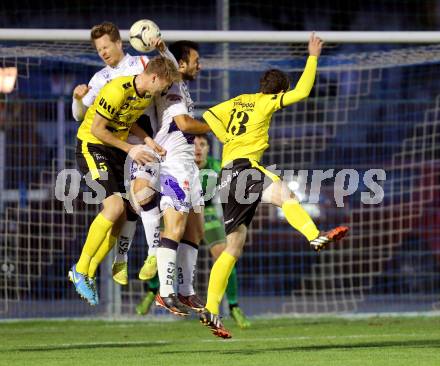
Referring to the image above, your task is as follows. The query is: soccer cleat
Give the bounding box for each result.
[136,291,156,315]
[177,293,205,312]
[68,264,96,306]
[112,261,128,285]
[310,226,349,252]
[199,310,232,339]
[155,293,190,316]
[230,306,251,329]
[88,277,99,305]
[138,255,157,281]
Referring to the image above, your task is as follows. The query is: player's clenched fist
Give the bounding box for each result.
[308,32,324,58]
[73,84,91,100]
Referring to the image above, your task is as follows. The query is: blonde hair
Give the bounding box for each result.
[145,56,181,83]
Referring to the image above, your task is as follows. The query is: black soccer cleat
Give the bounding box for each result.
[199,309,232,339]
[310,226,349,252]
[178,293,205,313]
[155,293,190,316]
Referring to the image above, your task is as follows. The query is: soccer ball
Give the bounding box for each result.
[129,19,161,53]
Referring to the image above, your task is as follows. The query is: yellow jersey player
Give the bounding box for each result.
[200,33,349,338]
[69,56,180,306]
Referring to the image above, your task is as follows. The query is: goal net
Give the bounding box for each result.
[0,32,439,318]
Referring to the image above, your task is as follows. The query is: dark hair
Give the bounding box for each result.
[259,69,290,94]
[90,21,121,46]
[195,134,209,143]
[169,40,199,64]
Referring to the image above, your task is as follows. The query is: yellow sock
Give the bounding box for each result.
[76,213,113,274]
[88,234,118,278]
[282,199,320,241]
[205,252,237,315]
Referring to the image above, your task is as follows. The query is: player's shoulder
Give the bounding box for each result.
[256,92,283,101]
[125,53,149,69]
[226,93,259,109]
[168,81,184,94]
[88,67,108,89]
[231,93,259,102]
[91,65,115,85]
[101,75,134,97]
[106,75,134,87]
[254,92,284,110]
[161,82,184,103]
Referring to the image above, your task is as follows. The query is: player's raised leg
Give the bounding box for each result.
[261,178,349,251]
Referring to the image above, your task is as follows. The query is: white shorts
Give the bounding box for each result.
[129,146,162,189]
[130,156,204,213]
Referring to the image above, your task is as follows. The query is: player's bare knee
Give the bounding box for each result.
[182,232,202,245]
[132,178,155,206]
[195,231,204,244]
[187,226,204,243]
[210,243,226,259]
[224,229,246,258]
[102,195,125,220]
[163,225,186,242]
[263,180,295,207]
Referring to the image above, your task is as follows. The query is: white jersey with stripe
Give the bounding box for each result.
[82,53,149,108]
[154,81,195,161]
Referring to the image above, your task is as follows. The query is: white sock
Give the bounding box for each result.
[157,238,178,297]
[114,220,137,263]
[140,206,161,257]
[177,242,198,296]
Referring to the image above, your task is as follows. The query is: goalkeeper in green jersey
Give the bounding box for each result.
[136,134,251,329]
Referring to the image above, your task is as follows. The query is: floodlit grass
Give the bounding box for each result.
[2,316,440,366]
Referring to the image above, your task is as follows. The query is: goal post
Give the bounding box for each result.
[0,30,439,318]
[2,29,440,42]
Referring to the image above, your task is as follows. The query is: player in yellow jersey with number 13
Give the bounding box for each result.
[200,33,349,338]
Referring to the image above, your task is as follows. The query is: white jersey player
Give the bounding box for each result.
[72,53,148,121]
[130,41,211,316]
[71,21,170,287]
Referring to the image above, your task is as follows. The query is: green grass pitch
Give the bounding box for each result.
[2,316,440,366]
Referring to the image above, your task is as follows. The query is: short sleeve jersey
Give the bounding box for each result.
[77,75,154,145]
[82,54,148,108]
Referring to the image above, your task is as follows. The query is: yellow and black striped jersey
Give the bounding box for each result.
[203,55,318,166]
[77,75,153,145]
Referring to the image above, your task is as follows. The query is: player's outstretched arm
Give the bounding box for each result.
[202,109,229,143]
[154,38,179,68]
[72,84,91,121]
[281,32,323,107]
[173,114,211,134]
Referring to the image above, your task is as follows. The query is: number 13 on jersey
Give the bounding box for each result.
[226,108,249,136]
